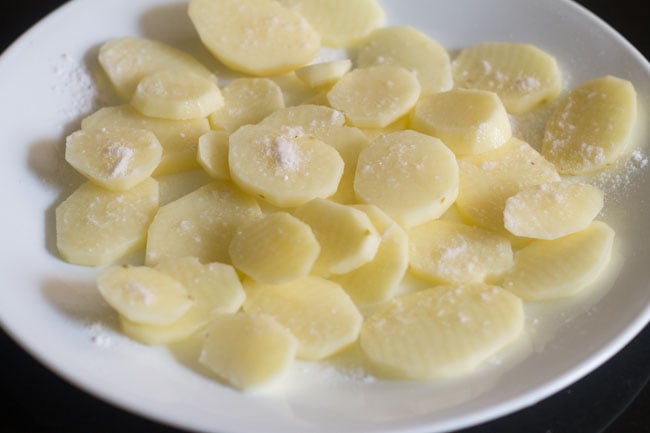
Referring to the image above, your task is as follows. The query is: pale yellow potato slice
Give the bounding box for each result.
[208,78,285,132]
[360,284,524,380]
[411,89,511,155]
[243,276,362,360]
[258,104,345,133]
[327,65,421,128]
[452,42,562,114]
[157,169,213,206]
[97,265,192,326]
[197,130,230,180]
[277,0,383,47]
[504,181,604,240]
[56,178,158,266]
[188,0,320,76]
[82,105,210,176]
[145,180,262,265]
[354,130,459,227]
[295,59,352,89]
[229,212,320,284]
[456,137,560,233]
[331,204,408,306]
[500,221,615,301]
[200,313,298,390]
[65,127,162,191]
[228,123,344,207]
[541,76,638,174]
[98,36,215,99]
[131,70,224,120]
[356,26,452,94]
[408,220,513,285]
[293,199,380,275]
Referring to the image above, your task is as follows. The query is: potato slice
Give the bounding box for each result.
[500,222,615,301]
[452,42,562,114]
[354,130,459,227]
[327,65,421,128]
[270,73,318,107]
[360,115,409,142]
[56,178,158,266]
[65,127,162,191]
[356,26,452,94]
[145,180,262,265]
[408,220,513,284]
[293,199,380,275]
[229,212,320,284]
[200,313,298,390]
[295,59,352,89]
[276,0,383,48]
[360,284,524,379]
[541,76,638,174]
[97,265,192,326]
[131,70,224,120]
[208,78,285,132]
[157,169,213,206]
[411,89,511,155]
[243,276,362,360]
[188,0,320,76]
[82,105,210,176]
[504,181,604,240]
[196,130,230,180]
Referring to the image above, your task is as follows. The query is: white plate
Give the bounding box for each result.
[0,0,649,432]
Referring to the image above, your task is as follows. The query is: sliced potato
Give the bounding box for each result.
[197,130,230,180]
[295,59,352,89]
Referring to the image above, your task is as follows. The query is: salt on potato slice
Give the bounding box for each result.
[330,204,408,307]
[277,0,383,48]
[356,26,452,95]
[131,70,224,120]
[504,181,604,240]
[197,130,230,180]
[188,0,320,76]
[295,60,352,89]
[258,104,345,134]
[82,105,210,176]
[229,212,320,284]
[209,78,285,132]
[360,284,524,380]
[500,221,615,301]
[456,137,560,233]
[354,130,459,228]
[327,65,421,128]
[452,42,562,115]
[541,75,638,175]
[65,127,162,191]
[145,180,262,265]
[200,312,298,391]
[294,199,381,275]
[243,276,362,360]
[411,89,511,156]
[56,178,158,266]
[408,220,513,285]
[97,265,193,326]
[228,123,344,207]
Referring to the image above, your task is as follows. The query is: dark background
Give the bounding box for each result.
[1,1,648,432]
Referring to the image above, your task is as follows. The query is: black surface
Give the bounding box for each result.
[1,1,648,432]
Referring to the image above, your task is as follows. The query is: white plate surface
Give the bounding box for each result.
[0,1,649,432]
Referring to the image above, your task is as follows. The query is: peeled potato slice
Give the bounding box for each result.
[65,127,162,191]
[500,221,615,301]
[452,42,562,114]
[327,65,420,128]
[356,26,452,94]
[504,181,604,240]
[354,130,459,227]
[295,59,352,89]
[360,284,524,379]
[197,130,230,180]
[56,178,158,266]
[188,0,320,76]
[408,220,513,285]
[243,276,362,360]
[541,75,638,174]
[97,265,192,326]
[411,89,511,155]
[229,212,320,284]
